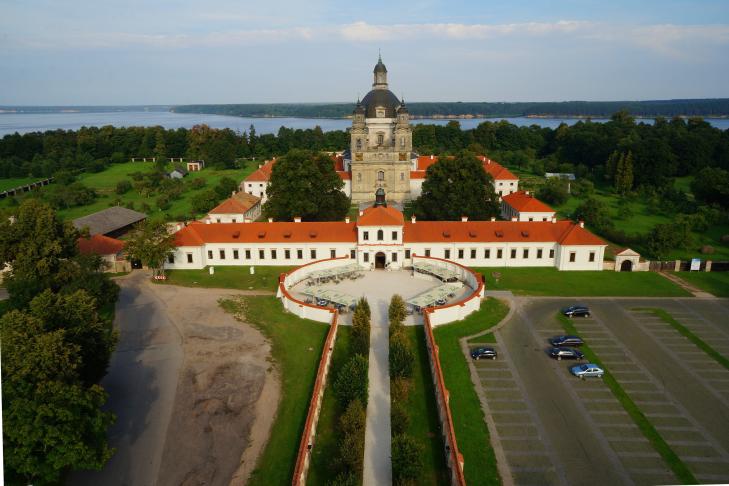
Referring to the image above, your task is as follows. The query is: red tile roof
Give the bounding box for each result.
[357,205,405,226]
[244,159,276,182]
[502,191,554,213]
[403,220,604,245]
[337,171,352,180]
[174,221,358,246]
[410,171,427,180]
[77,234,125,256]
[209,192,261,214]
[333,155,345,171]
[415,155,518,181]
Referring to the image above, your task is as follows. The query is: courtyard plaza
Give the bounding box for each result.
[290,267,475,485]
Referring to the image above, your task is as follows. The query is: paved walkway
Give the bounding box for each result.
[659,271,715,298]
[363,318,392,486]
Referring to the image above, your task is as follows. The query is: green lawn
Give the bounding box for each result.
[432,298,509,486]
[672,271,729,297]
[220,296,330,486]
[557,314,695,484]
[404,326,449,486]
[0,177,41,192]
[307,327,352,485]
[158,265,293,292]
[473,266,690,297]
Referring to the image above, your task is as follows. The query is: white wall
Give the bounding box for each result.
[495,179,519,196]
[242,181,269,202]
[556,245,605,271]
[404,242,558,268]
[409,178,424,198]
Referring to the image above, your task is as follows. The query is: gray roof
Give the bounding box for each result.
[73,206,147,235]
[361,88,401,118]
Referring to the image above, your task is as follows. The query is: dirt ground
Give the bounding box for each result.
[149,284,280,486]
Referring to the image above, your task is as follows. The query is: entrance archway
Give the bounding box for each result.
[620,260,633,272]
[375,252,386,269]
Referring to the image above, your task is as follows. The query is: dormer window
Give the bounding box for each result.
[376,108,385,118]
[377,229,384,241]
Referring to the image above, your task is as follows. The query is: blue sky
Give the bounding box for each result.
[1,0,728,105]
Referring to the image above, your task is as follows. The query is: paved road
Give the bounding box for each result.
[69,272,183,486]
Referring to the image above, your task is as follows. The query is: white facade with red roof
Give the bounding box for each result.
[167,204,605,272]
[207,191,261,223]
[501,190,556,222]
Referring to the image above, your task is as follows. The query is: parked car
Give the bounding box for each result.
[549,335,584,347]
[471,347,497,360]
[561,305,591,317]
[549,347,584,360]
[570,363,604,378]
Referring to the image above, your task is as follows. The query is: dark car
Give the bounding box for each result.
[471,347,497,360]
[549,347,584,360]
[549,335,584,347]
[561,305,591,317]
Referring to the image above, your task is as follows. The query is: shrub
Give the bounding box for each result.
[190,177,207,189]
[340,399,366,436]
[391,434,423,485]
[115,179,132,195]
[156,195,170,211]
[356,297,370,319]
[391,401,411,435]
[389,332,414,379]
[721,234,729,245]
[536,177,569,206]
[338,429,365,477]
[574,197,613,231]
[701,245,715,254]
[327,471,357,486]
[351,307,370,356]
[335,354,369,406]
[388,294,407,326]
[390,377,412,403]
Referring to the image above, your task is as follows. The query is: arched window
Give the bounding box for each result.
[377,170,385,181]
[400,172,404,181]
[377,229,384,241]
[377,133,384,145]
[400,136,405,147]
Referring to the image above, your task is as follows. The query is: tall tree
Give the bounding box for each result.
[614,151,634,195]
[263,149,349,221]
[415,151,500,220]
[124,220,176,276]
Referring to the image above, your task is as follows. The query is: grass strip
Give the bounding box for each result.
[432,298,509,486]
[557,314,696,484]
[160,265,293,292]
[634,308,729,372]
[220,296,329,486]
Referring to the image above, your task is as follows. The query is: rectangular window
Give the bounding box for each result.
[425,249,431,257]
[484,249,491,259]
[363,231,369,241]
[186,253,193,263]
[523,249,529,259]
[392,252,398,262]
[330,249,336,258]
[285,249,291,259]
[528,217,534,222]
[364,253,369,262]
[271,249,277,260]
[207,250,213,259]
[444,249,451,259]
[392,231,397,240]
[537,248,543,259]
[569,252,576,262]
[497,249,503,259]
[167,254,175,264]
[589,252,596,262]
[231,219,237,223]
[470,249,476,259]
[297,249,303,259]
[405,249,411,259]
[458,249,464,259]
[350,249,356,259]
[233,250,239,260]
[216,218,221,223]
[259,249,265,259]
[245,249,251,260]
[310,249,317,259]
[510,249,517,259]
[219,249,226,260]
[549,249,555,258]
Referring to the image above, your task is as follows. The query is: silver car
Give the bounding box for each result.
[570,363,604,379]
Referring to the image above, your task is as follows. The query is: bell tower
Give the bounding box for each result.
[373,53,388,90]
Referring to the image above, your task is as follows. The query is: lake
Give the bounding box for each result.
[1,110,728,137]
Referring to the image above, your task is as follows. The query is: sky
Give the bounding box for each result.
[1,0,729,105]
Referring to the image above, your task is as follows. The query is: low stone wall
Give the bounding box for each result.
[422,310,467,486]
[291,312,340,485]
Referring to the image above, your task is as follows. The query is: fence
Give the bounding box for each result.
[648,260,729,272]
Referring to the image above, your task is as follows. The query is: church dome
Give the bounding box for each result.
[360,88,401,118]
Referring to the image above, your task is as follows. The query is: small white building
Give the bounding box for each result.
[207,192,262,223]
[187,160,205,172]
[501,191,556,222]
[168,167,188,179]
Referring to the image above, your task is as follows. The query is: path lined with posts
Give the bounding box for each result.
[363,301,392,485]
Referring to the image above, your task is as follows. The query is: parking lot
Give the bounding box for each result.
[469,297,729,486]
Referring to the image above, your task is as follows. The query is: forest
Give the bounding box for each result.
[171,99,729,119]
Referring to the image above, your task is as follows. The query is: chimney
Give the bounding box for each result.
[205,218,211,224]
[552,217,557,224]
[579,220,585,228]
[411,215,416,224]
[175,223,182,231]
[232,190,236,197]
[268,217,273,223]
[525,190,530,196]
[461,216,468,222]
[490,217,496,222]
[244,218,252,223]
[359,209,364,217]
[511,217,518,222]
[345,216,350,224]
[294,216,302,223]
[430,154,434,160]
[258,164,262,169]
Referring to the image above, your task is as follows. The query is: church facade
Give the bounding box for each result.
[348,55,413,203]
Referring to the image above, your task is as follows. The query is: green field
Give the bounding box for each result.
[404,326,449,485]
[671,271,729,297]
[220,296,330,486]
[0,177,42,192]
[158,265,292,292]
[473,266,690,297]
[432,298,509,486]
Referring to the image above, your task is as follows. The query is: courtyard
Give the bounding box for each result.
[470,296,729,486]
